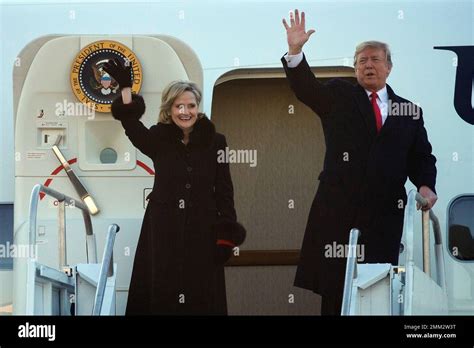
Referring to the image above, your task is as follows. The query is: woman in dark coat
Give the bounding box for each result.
[104,60,246,315]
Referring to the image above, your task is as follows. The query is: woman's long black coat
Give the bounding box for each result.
[111,95,239,315]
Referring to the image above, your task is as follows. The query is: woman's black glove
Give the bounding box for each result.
[102,59,132,89]
[215,221,246,264]
[215,243,234,265]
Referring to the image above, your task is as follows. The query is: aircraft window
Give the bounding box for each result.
[0,204,13,270]
[448,196,474,261]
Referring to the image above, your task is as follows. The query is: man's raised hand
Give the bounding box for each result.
[282,9,315,55]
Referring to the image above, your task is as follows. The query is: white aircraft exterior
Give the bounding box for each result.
[0,0,472,315]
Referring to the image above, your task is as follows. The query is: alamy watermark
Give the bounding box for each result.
[217,147,257,168]
[0,242,38,259]
[324,241,365,262]
[18,322,55,341]
[387,100,421,120]
[55,99,96,120]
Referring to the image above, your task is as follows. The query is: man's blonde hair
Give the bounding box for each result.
[159,80,206,123]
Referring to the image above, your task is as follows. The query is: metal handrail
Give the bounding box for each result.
[51,136,100,216]
[341,228,360,315]
[404,189,446,291]
[29,184,98,266]
[341,189,446,315]
[92,224,120,315]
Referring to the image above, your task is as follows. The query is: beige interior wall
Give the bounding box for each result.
[212,77,326,314]
[212,77,326,251]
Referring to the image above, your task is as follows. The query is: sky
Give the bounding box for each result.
[0,0,472,201]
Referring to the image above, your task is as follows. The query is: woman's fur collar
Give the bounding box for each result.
[155,116,216,148]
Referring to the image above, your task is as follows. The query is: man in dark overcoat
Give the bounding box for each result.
[281,10,438,314]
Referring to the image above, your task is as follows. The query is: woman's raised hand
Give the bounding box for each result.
[103,59,132,89]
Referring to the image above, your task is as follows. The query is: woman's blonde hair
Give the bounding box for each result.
[158,80,206,123]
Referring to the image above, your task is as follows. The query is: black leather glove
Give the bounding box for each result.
[215,221,246,265]
[102,59,132,89]
[215,243,234,264]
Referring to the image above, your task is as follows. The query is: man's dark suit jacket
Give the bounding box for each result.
[281,54,437,298]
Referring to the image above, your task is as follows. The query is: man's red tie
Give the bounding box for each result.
[370,92,382,133]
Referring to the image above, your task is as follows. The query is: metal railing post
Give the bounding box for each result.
[405,190,445,290]
[341,228,360,315]
[92,224,120,315]
[58,200,67,270]
[422,210,430,274]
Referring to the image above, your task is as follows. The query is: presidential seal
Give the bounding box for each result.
[70,40,142,113]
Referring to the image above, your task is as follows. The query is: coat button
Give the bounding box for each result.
[187,166,192,172]
[185,183,191,189]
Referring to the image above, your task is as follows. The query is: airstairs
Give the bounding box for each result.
[342,189,448,315]
[24,184,119,315]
